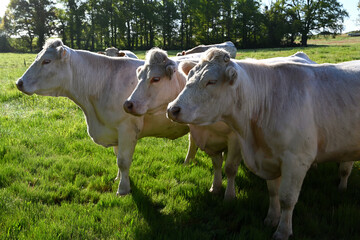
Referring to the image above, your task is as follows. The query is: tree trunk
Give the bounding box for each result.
[301,32,308,46]
[126,20,131,48]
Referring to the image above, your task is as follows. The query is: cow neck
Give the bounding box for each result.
[65,50,114,115]
[236,62,274,131]
[220,61,264,139]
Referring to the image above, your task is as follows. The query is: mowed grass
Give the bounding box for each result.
[1,37,360,240]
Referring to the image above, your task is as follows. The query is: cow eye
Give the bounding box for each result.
[206,80,217,86]
[42,59,51,65]
[151,77,160,83]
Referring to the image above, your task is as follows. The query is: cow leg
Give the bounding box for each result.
[113,146,120,181]
[209,153,224,194]
[184,133,198,164]
[338,161,353,191]
[116,124,138,196]
[224,140,241,200]
[273,152,311,240]
[264,177,281,227]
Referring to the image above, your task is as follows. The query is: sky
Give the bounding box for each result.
[0,0,359,32]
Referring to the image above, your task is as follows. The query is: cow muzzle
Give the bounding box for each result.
[167,106,181,121]
[16,78,24,91]
[123,100,134,113]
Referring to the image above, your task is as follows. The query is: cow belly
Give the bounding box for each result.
[316,149,360,163]
[192,132,227,155]
[189,122,231,154]
[87,124,118,147]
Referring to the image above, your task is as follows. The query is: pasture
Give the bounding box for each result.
[1,36,360,240]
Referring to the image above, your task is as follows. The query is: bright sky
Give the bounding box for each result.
[0,0,359,32]
[0,0,9,18]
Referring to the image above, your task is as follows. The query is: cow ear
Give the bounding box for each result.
[118,51,126,57]
[225,65,237,85]
[136,66,142,77]
[179,61,197,76]
[58,46,70,60]
[165,60,176,78]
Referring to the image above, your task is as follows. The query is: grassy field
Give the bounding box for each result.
[1,36,360,240]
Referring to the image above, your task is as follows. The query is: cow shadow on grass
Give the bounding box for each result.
[131,161,360,240]
[294,162,360,240]
[130,164,274,240]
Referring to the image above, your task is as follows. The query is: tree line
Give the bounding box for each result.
[0,0,349,52]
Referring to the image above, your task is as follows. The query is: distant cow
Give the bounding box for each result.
[98,47,138,59]
[176,41,237,58]
[124,48,331,200]
[168,48,360,240]
[118,50,138,59]
[16,39,196,196]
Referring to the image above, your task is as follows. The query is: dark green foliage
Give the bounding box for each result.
[0,0,349,52]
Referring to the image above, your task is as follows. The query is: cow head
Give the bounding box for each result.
[105,47,119,57]
[167,48,239,125]
[16,39,72,97]
[124,48,182,116]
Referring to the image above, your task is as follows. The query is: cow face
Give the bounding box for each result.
[167,49,238,126]
[124,57,178,116]
[16,40,71,97]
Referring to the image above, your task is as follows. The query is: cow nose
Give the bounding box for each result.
[123,100,134,113]
[16,79,23,90]
[167,106,181,120]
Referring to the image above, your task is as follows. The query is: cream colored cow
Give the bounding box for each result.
[177,41,237,58]
[168,48,360,240]
[16,39,196,196]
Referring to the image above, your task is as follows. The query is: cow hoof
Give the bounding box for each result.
[116,189,131,196]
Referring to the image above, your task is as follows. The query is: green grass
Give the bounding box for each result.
[1,37,360,240]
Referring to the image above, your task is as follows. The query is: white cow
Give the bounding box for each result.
[177,41,237,58]
[124,48,331,200]
[15,39,196,195]
[118,50,138,59]
[98,47,138,59]
[168,48,360,240]
[123,48,239,199]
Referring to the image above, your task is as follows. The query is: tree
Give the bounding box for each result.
[160,0,179,48]
[6,0,35,51]
[287,0,348,46]
[221,0,234,42]
[263,0,291,47]
[31,0,56,50]
[6,0,55,51]
[234,0,263,48]
[0,15,12,52]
